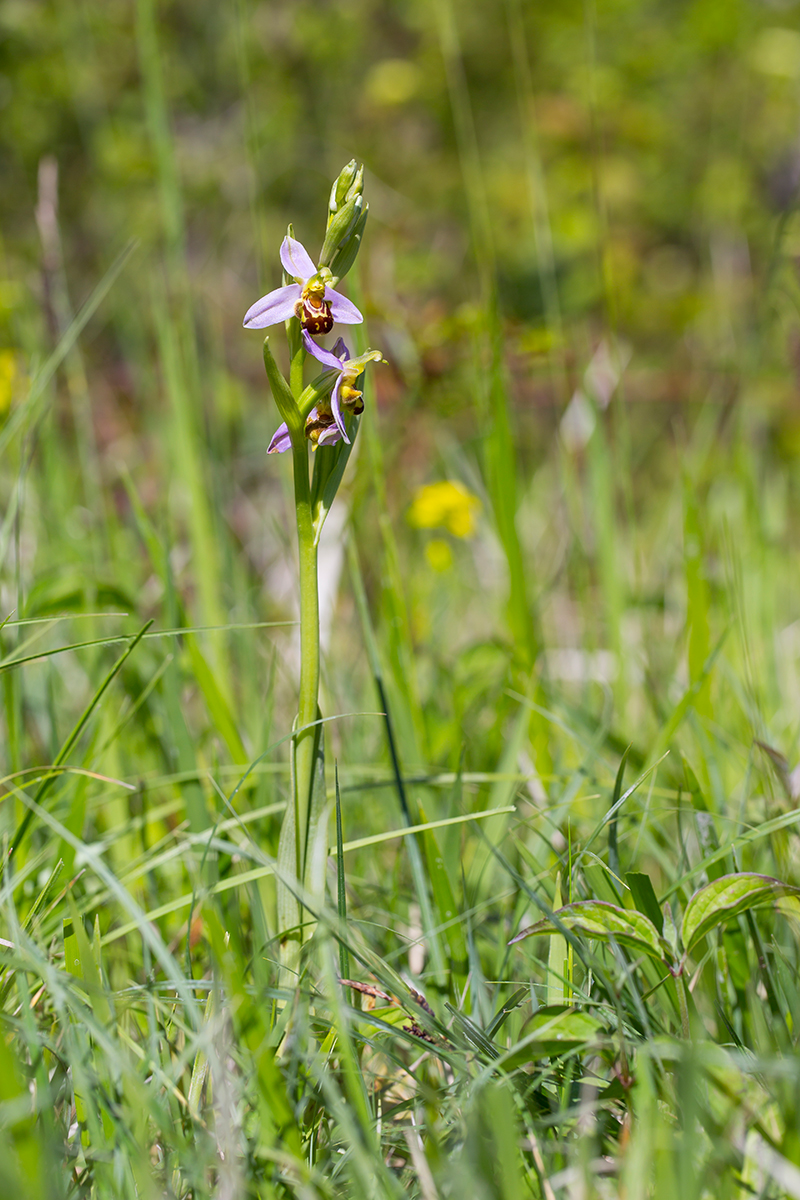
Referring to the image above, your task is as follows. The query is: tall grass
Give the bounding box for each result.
[3,0,800,1196]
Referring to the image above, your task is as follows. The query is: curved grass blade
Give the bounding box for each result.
[334,762,349,982]
[608,745,630,877]
[626,871,664,935]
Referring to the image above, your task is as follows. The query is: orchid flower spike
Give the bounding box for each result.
[302,330,384,445]
[243,236,363,334]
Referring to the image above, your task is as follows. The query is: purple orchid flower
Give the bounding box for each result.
[243,236,363,334]
[267,423,293,454]
[302,330,384,445]
[266,332,385,454]
[266,412,343,455]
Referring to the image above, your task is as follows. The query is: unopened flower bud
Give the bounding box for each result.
[318,194,364,270]
[328,160,363,218]
[325,203,369,282]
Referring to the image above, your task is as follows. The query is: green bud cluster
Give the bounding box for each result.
[328,159,363,214]
[317,159,369,281]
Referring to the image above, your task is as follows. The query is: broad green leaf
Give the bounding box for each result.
[681,873,800,952]
[510,900,666,962]
[503,1007,602,1066]
[526,1006,602,1051]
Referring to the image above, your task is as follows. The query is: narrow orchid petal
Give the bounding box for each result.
[332,337,349,361]
[280,236,316,282]
[317,424,343,447]
[302,329,346,372]
[267,422,292,454]
[243,284,300,328]
[327,289,363,324]
[330,377,350,444]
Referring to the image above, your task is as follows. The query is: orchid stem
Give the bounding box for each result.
[276,331,322,976]
[290,342,304,401]
[292,435,319,896]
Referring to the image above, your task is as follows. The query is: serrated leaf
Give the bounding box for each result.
[681,873,800,952]
[510,900,666,962]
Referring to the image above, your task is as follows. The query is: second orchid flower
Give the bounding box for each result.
[268,330,385,453]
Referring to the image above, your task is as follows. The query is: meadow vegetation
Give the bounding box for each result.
[3,0,800,1196]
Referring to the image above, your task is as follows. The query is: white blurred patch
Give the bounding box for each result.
[318,501,347,654]
[559,389,596,452]
[560,339,631,452]
[539,648,618,684]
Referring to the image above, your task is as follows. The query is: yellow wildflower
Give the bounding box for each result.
[407,480,481,539]
[425,538,453,572]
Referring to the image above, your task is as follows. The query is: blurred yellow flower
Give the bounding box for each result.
[0,350,19,415]
[407,480,481,539]
[425,538,453,572]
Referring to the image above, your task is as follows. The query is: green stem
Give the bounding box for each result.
[290,339,305,401]
[270,324,329,974]
[291,434,319,894]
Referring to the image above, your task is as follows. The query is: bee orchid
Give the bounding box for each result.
[243,236,363,334]
[301,330,384,445]
[266,331,384,453]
